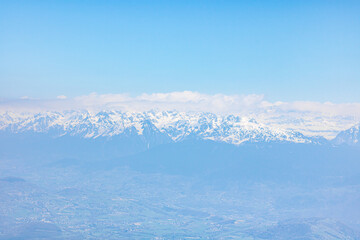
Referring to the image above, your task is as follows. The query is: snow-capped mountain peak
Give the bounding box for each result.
[333,123,360,145]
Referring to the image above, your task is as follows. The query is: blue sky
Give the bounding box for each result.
[0,0,359,102]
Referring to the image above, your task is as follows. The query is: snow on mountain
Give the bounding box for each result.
[333,123,360,145]
[0,110,323,145]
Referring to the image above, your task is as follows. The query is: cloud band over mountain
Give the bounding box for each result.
[1,91,359,139]
[1,91,360,117]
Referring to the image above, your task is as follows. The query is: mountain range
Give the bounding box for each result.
[0,110,358,147]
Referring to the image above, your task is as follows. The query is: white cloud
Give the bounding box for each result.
[56,95,67,99]
[1,91,359,117]
[20,96,31,100]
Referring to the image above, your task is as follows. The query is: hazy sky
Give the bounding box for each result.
[1,0,359,102]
